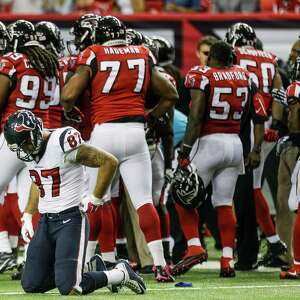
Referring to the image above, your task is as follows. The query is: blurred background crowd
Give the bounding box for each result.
[0,0,299,15]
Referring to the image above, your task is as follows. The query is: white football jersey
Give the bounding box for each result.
[26,127,85,214]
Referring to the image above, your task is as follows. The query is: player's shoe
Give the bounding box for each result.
[259,240,287,266]
[0,252,14,274]
[115,259,146,294]
[87,254,119,293]
[220,256,235,278]
[171,246,208,276]
[154,265,175,282]
[280,265,300,279]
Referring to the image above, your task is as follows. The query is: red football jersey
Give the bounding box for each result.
[77,44,152,125]
[286,81,300,103]
[234,46,277,113]
[185,65,251,136]
[0,52,57,129]
[48,56,78,129]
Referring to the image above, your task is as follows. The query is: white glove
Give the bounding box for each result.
[80,194,107,213]
[21,213,34,243]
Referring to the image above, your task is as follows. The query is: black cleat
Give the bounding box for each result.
[115,259,146,294]
[259,240,288,267]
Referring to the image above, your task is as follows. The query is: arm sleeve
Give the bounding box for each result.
[0,58,16,78]
[76,47,97,78]
[184,68,209,92]
[59,127,84,153]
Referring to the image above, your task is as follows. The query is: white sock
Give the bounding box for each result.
[294,260,300,265]
[104,269,125,285]
[0,231,12,253]
[102,251,116,263]
[222,247,233,258]
[9,235,18,249]
[147,240,166,267]
[85,241,97,263]
[187,238,201,247]
[266,234,280,243]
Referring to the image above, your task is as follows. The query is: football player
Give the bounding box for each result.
[3,109,146,295]
[174,41,266,277]
[61,16,178,282]
[225,22,288,265]
[280,56,300,279]
[35,21,65,129]
[0,20,58,268]
[67,13,118,267]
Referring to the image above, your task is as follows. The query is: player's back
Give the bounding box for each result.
[235,46,277,112]
[0,52,57,129]
[26,127,84,214]
[77,44,151,125]
[185,65,251,136]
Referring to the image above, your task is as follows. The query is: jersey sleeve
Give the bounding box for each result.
[184,66,210,91]
[77,47,97,77]
[59,127,83,153]
[0,57,16,78]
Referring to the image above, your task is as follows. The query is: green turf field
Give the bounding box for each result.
[1,238,300,300]
[1,268,300,300]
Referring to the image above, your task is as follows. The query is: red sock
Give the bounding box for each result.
[175,203,200,241]
[217,206,236,249]
[7,193,22,227]
[294,204,300,262]
[98,203,116,253]
[137,203,161,242]
[253,188,276,237]
[88,210,101,241]
[0,204,8,232]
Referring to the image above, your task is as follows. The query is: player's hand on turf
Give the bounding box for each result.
[64,106,84,123]
[21,213,34,243]
[245,150,260,171]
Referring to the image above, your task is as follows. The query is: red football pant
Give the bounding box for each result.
[175,203,200,241]
[253,188,276,237]
[217,205,236,249]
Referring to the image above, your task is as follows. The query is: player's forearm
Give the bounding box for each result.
[150,97,177,119]
[24,183,39,215]
[253,123,264,152]
[162,133,174,169]
[272,101,284,123]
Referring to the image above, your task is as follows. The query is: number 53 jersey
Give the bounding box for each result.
[25,127,85,214]
[77,44,152,125]
[185,65,252,137]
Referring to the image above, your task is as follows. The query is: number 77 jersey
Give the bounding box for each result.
[185,65,252,136]
[77,44,152,125]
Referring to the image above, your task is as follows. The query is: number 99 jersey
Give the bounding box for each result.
[26,127,85,214]
[77,44,152,125]
[0,52,57,130]
[185,65,251,136]
[234,46,278,113]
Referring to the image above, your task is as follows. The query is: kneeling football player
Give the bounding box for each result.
[4,110,146,296]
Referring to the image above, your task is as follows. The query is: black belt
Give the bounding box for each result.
[42,206,80,220]
[106,115,145,123]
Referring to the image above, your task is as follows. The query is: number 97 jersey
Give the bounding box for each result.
[77,44,152,125]
[185,65,251,136]
[0,52,57,129]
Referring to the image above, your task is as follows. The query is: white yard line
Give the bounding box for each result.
[1,284,300,295]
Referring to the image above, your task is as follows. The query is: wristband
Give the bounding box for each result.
[21,212,33,222]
